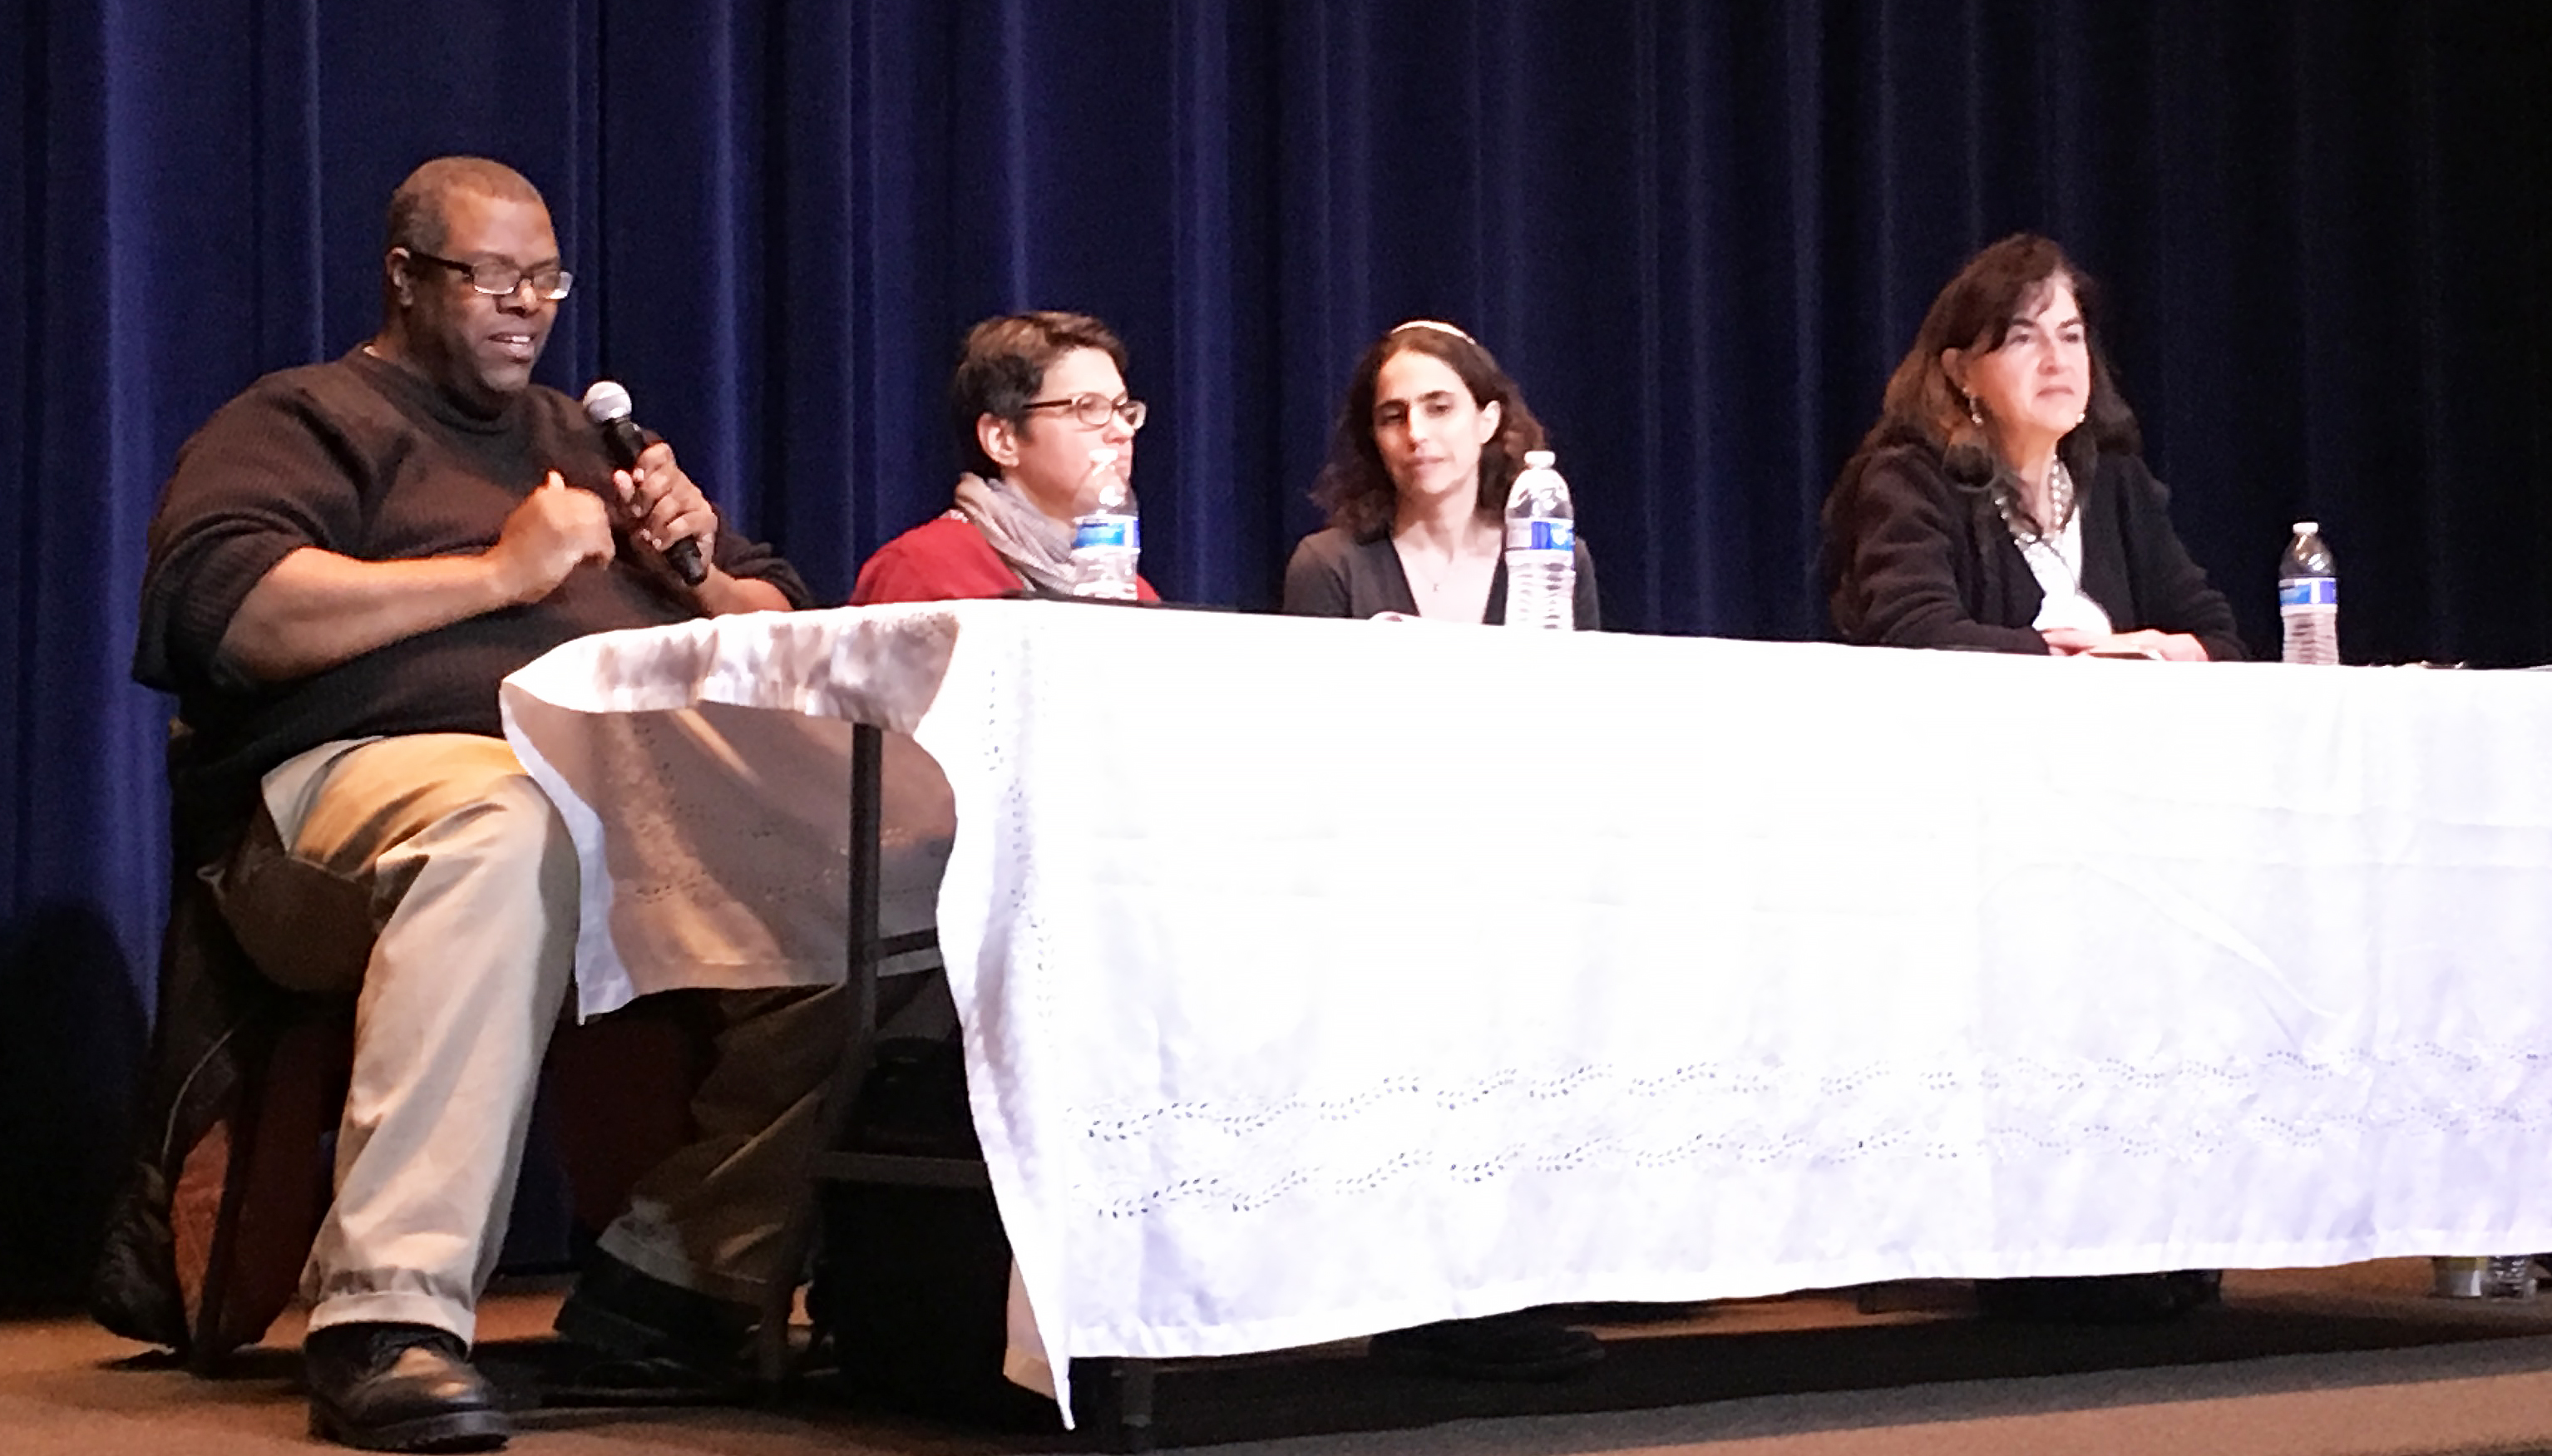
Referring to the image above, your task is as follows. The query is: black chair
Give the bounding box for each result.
[91,723,704,1370]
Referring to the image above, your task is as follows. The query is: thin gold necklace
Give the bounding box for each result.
[1404,546,1456,596]
[1399,519,1492,597]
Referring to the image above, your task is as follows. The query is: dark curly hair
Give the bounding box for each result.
[947,311,1128,479]
[1312,322,1549,539]
[1851,233,2140,539]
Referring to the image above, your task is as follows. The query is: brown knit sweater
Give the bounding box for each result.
[135,347,808,858]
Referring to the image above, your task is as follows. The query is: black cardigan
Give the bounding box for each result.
[1822,441,2247,661]
[1281,526,1602,628]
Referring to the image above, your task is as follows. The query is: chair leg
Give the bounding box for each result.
[186,1014,349,1370]
[171,1115,237,1374]
[545,1004,706,1240]
[1108,1359,1158,1454]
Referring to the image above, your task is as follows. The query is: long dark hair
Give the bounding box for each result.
[1851,233,2140,538]
[1311,322,1548,539]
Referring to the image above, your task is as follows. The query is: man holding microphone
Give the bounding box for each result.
[133,155,829,1451]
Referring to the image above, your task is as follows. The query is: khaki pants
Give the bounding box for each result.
[216,733,845,1342]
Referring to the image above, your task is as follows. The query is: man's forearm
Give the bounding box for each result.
[696,568,791,615]
[216,545,517,683]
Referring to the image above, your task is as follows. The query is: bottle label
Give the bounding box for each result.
[1503,519,1574,552]
[2278,577,2337,609]
[1074,516,1138,552]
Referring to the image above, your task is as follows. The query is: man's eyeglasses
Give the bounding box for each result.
[1021,393,1148,432]
[407,250,575,302]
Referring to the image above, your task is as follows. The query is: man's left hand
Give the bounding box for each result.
[614,440,719,575]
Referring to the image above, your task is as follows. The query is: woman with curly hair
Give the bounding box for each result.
[1284,320,1599,627]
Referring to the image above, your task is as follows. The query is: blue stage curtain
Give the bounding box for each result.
[3,0,2547,1301]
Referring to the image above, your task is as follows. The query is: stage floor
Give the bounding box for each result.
[13,1261,2552,1455]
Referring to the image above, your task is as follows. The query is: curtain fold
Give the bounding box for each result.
[4,0,2549,1298]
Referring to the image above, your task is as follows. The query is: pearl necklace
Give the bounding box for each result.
[1994,458,2076,544]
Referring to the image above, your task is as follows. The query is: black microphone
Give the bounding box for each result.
[580,379,708,586]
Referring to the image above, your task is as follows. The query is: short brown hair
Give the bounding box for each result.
[947,312,1129,478]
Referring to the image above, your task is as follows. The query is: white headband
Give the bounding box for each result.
[1390,318,1476,344]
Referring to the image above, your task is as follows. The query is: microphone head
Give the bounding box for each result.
[580,379,634,425]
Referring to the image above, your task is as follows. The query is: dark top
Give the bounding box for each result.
[135,348,811,856]
[1821,440,2245,661]
[1281,526,1602,628]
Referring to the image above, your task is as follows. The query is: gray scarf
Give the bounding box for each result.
[950,472,1076,596]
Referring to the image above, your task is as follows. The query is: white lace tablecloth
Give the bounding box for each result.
[501,600,2552,1412]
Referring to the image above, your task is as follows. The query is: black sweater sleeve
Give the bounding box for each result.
[1825,448,2049,654]
[2109,459,2247,662]
[136,374,378,695]
[709,531,812,609]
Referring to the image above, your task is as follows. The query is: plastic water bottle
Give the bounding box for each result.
[2278,521,2338,664]
[2434,1254,2538,1301]
[1502,449,1575,629]
[2434,1256,2485,1297]
[2485,1254,2539,1301]
[1069,448,1139,600]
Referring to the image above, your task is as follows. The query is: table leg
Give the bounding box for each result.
[1113,1359,1158,1454]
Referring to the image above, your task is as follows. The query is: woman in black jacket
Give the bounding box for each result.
[1823,234,2244,662]
[1820,238,2238,1325]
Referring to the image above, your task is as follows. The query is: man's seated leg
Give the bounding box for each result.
[220,733,580,1453]
[555,982,848,1383]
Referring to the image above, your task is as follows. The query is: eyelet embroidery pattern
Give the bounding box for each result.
[1050,1043,2552,1219]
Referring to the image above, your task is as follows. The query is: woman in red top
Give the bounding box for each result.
[852,311,1162,605]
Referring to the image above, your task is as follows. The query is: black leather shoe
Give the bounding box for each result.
[304,1322,510,1453]
[1367,1312,1605,1381]
[1976,1271,2221,1325]
[552,1251,756,1394]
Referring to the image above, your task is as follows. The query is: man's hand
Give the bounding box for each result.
[614,442,718,572]
[218,471,610,684]
[488,471,615,604]
[213,466,777,686]
[2040,626,2102,656]
[608,442,787,614]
